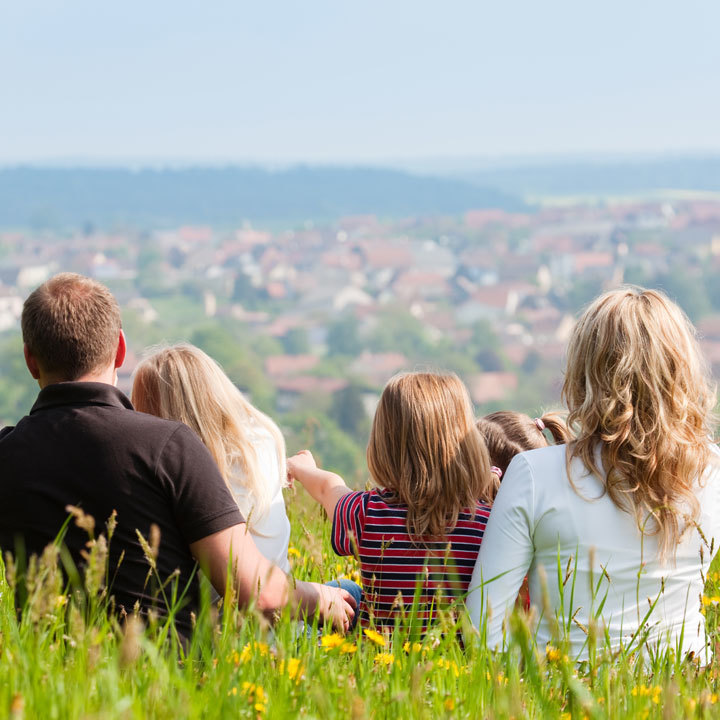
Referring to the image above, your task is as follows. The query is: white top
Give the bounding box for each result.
[229,431,291,574]
[466,443,720,659]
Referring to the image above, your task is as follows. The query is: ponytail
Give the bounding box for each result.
[539,411,572,445]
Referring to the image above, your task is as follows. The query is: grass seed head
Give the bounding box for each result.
[65,505,95,535]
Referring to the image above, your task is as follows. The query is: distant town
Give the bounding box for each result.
[2,194,720,476]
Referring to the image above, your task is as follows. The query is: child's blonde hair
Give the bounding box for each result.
[367,371,494,540]
[477,411,570,480]
[131,343,286,523]
[562,286,717,560]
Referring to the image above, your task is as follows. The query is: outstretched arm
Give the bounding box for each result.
[190,522,356,631]
[287,450,353,517]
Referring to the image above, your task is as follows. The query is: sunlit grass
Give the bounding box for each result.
[1,491,720,718]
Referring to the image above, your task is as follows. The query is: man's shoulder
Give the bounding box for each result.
[113,408,200,450]
[0,425,15,441]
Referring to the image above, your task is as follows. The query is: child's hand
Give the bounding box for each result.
[287,450,317,485]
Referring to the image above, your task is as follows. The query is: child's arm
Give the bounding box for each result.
[287,450,352,517]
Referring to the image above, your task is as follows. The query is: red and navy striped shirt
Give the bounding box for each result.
[332,489,491,631]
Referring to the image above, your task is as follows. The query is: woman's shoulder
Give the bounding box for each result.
[519,442,567,464]
[503,443,568,482]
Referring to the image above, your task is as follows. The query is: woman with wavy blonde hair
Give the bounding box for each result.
[467,287,720,658]
[132,343,291,572]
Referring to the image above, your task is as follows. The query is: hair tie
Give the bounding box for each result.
[491,466,503,479]
[534,417,545,432]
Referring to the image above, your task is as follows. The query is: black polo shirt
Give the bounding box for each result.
[0,381,243,636]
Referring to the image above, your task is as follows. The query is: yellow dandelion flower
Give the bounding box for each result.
[239,642,269,663]
[280,658,303,682]
[321,633,345,651]
[229,687,238,696]
[546,645,561,662]
[560,713,571,720]
[374,652,395,666]
[711,693,718,704]
[444,698,455,711]
[340,642,357,654]
[402,641,423,654]
[364,628,386,646]
[254,702,266,713]
[287,546,302,558]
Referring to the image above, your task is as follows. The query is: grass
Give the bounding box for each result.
[2,492,720,719]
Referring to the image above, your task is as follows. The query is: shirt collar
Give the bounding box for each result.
[30,382,134,414]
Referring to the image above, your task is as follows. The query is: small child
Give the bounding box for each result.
[477,410,570,608]
[287,372,496,632]
[477,411,570,485]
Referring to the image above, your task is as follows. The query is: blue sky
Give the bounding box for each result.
[2,0,719,164]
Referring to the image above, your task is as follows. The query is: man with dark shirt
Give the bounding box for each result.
[0,273,354,634]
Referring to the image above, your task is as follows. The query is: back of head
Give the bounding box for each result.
[21,273,122,381]
[562,286,717,560]
[132,343,286,521]
[478,410,570,478]
[367,371,494,540]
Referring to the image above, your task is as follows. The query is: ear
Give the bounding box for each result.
[114,330,127,369]
[23,344,41,380]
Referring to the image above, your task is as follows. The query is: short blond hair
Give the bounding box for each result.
[21,273,122,380]
[562,286,717,560]
[367,372,494,540]
[132,343,286,522]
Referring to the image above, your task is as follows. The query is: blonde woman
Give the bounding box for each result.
[467,287,720,658]
[287,371,496,632]
[132,344,291,573]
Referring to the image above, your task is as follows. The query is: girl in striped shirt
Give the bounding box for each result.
[287,371,496,632]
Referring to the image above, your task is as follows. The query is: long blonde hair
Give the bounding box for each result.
[562,287,717,560]
[367,371,495,540]
[131,343,287,523]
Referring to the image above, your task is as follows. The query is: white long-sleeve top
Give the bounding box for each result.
[466,443,720,659]
[229,431,291,574]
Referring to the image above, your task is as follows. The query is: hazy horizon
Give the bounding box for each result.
[3,149,720,174]
[3,0,720,165]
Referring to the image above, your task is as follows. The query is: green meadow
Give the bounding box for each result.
[1,491,719,720]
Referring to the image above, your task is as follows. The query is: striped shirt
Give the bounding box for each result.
[332,489,491,631]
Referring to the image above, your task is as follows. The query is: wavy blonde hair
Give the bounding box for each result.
[131,343,286,524]
[562,287,717,560]
[367,371,494,541]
